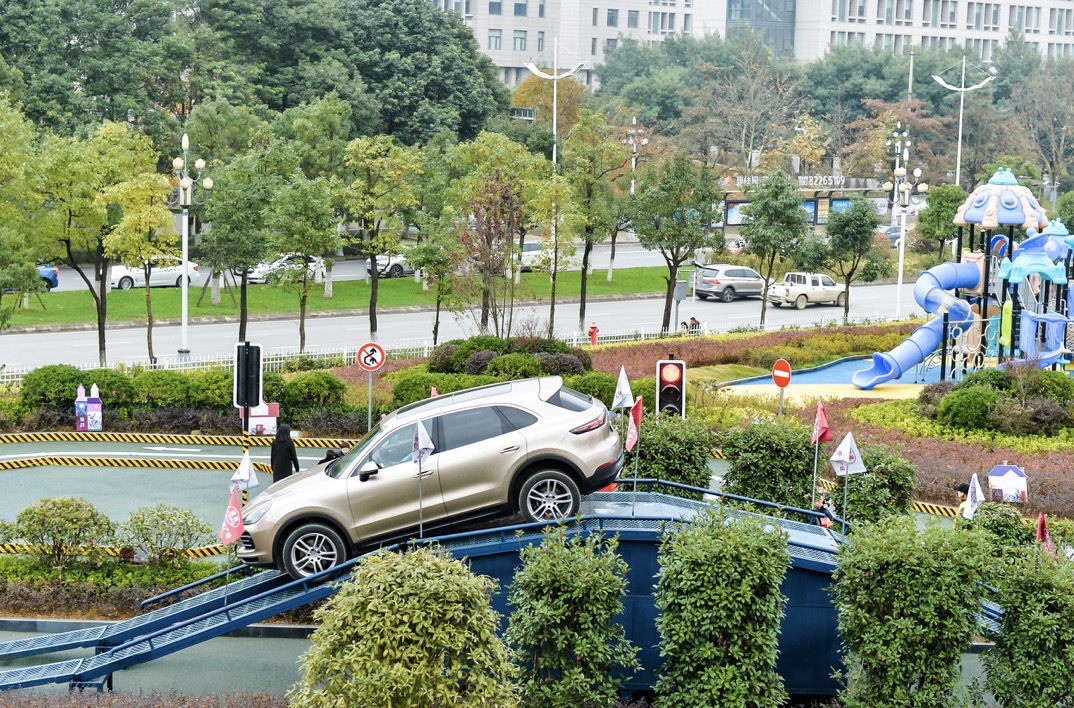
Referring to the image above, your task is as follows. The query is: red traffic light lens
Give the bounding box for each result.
[659,363,682,385]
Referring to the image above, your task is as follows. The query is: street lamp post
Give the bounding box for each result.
[882,123,928,318]
[169,133,213,357]
[524,38,584,171]
[932,56,996,190]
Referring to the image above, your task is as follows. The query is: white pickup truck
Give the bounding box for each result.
[767,272,846,309]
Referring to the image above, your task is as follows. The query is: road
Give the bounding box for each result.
[2,280,918,368]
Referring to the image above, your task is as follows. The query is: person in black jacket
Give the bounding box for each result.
[271,424,300,483]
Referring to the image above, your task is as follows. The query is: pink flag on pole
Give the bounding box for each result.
[1037,513,1055,556]
[626,396,643,452]
[430,386,439,397]
[219,488,245,545]
[812,400,832,445]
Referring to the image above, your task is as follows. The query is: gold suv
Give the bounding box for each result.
[237,376,624,579]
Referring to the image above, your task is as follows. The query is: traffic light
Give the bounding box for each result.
[656,359,686,418]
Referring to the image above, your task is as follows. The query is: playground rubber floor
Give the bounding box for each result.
[727,356,937,402]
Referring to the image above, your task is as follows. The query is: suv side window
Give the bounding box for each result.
[812,276,821,287]
[497,406,538,430]
[745,269,761,279]
[369,423,419,468]
[438,407,509,452]
[822,276,836,286]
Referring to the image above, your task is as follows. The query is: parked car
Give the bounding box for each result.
[876,225,903,246]
[248,254,325,284]
[237,376,624,579]
[37,264,59,291]
[368,250,415,278]
[111,257,198,290]
[693,263,765,302]
[768,272,846,309]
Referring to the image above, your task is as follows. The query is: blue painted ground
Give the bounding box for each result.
[732,357,947,386]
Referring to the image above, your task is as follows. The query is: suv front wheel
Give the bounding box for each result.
[282,522,347,580]
[519,470,580,522]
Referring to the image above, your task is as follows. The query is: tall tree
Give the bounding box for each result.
[629,152,721,331]
[338,135,423,341]
[269,175,339,353]
[1012,60,1074,185]
[405,230,466,345]
[102,173,177,363]
[512,74,587,137]
[827,196,881,320]
[915,183,968,262]
[564,110,628,331]
[740,169,811,327]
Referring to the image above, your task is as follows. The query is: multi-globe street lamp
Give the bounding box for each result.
[169,133,212,357]
[881,122,928,318]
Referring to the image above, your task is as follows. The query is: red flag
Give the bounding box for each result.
[626,396,643,452]
[430,386,439,397]
[812,400,832,445]
[219,488,245,545]
[1037,513,1055,556]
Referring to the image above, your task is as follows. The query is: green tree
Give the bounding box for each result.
[0,233,40,330]
[338,135,423,340]
[740,169,811,327]
[915,183,967,261]
[291,546,518,706]
[655,509,790,708]
[506,527,639,707]
[404,230,466,345]
[990,31,1042,106]
[341,0,508,144]
[184,98,269,165]
[827,195,881,319]
[102,173,177,364]
[269,175,340,352]
[629,152,721,331]
[564,110,629,331]
[832,516,986,708]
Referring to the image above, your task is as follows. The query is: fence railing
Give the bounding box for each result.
[0,311,905,387]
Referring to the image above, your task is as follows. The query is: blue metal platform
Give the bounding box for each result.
[0,481,847,695]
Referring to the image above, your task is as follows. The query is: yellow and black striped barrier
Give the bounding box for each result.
[0,456,273,474]
[0,432,360,448]
[0,542,226,559]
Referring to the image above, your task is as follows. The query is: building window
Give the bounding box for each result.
[514,30,527,49]
[683,13,691,30]
[537,31,544,51]
[539,0,544,16]
[514,0,526,16]
[608,8,619,25]
[488,28,502,49]
[606,37,618,50]
[593,7,599,24]
[628,9,639,26]
[592,37,598,54]
[489,0,501,13]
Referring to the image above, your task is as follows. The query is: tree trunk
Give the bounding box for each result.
[369,258,380,340]
[299,283,308,354]
[211,270,221,306]
[239,274,249,342]
[661,269,677,333]
[548,259,557,339]
[144,264,156,365]
[607,231,618,282]
[433,295,441,345]
[578,240,594,331]
[324,262,334,299]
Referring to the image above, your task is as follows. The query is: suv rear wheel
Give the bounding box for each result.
[282,522,347,580]
[720,287,735,303]
[519,470,580,522]
[835,292,847,307]
[795,294,808,310]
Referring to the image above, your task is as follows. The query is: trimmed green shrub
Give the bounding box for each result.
[263,370,286,404]
[917,380,956,420]
[133,370,193,407]
[484,353,542,379]
[292,406,371,438]
[80,368,138,408]
[427,343,460,374]
[936,385,997,429]
[829,443,917,525]
[569,347,593,371]
[188,369,234,410]
[463,349,499,375]
[117,505,214,566]
[508,336,571,355]
[282,353,346,372]
[291,546,516,706]
[564,371,618,408]
[283,371,346,410]
[506,527,638,706]
[390,372,499,407]
[655,509,790,708]
[18,364,84,408]
[963,502,1034,554]
[1029,368,1074,403]
[535,352,585,377]
[984,547,1074,707]
[832,516,987,708]
[957,368,1012,392]
[717,415,814,508]
[451,336,510,373]
[627,414,714,498]
[13,497,116,567]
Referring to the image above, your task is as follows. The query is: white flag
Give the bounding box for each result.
[413,422,435,464]
[965,473,984,520]
[229,450,259,491]
[612,366,634,409]
[830,432,867,477]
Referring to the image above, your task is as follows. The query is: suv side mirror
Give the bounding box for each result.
[358,460,380,482]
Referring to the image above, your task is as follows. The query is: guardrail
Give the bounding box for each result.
[0,312,903,386]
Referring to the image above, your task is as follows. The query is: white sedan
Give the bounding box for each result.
[111,257,199,290]
[248,254,325,284]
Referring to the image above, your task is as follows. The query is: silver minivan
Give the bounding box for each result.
[694,264,765,302]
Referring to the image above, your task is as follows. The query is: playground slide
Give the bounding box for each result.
[852,261,981,390]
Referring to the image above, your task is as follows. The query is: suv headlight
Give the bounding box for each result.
[243,502,271,525]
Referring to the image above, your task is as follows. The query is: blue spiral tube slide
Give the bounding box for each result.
[852,262,980,390]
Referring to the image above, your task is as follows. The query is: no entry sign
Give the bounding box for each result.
[772,359,792,389]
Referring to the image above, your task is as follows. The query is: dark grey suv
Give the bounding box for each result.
[694,264,765,302]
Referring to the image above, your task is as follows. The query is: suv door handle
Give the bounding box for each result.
[500,445,520,453]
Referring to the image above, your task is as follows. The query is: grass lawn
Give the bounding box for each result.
[7,267,671,328]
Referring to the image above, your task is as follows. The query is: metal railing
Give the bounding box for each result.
[0,311,907,387]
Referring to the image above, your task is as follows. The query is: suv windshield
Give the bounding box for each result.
[325,423,381,479]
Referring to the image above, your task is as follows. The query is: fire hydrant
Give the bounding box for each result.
[587,322,599,346]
